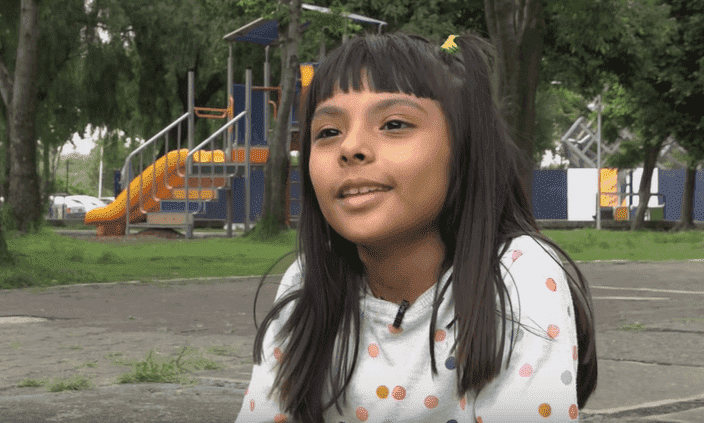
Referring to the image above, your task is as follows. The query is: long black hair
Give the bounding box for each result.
[251,30,597,423]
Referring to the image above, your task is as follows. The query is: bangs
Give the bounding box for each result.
[308,33,463,106]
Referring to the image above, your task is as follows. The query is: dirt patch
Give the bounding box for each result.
[65,228,187,244]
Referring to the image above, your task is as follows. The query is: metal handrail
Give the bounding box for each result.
[183,111,246,232]
[182,68,253,238]
[124,112,189,236]
[121,112,189,188]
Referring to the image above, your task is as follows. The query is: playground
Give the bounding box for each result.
[77,5,704,241]
[79,6,388,240]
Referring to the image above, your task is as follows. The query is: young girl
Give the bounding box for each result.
[236,31,597,423]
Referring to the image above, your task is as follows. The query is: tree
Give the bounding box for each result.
[541,0,683,231]
[1,0,91,238]
[484,0,546,214]
[658,0,704,231]
[1,0,42,235]
[251,0,304,239]
[598,79,680,231]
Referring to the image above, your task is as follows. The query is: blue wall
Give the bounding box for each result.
[532,169,568,219]
[531,169,704,221]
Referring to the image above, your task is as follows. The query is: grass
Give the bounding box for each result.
[539,227,704,262]
[2,225,703,291]
[1,224,298,290]
[15,344,229,392]
[4,224,704,393]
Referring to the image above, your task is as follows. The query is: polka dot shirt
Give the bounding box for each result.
[235,236,580,422]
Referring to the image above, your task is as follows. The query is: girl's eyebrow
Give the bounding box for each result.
[312,98,428,122]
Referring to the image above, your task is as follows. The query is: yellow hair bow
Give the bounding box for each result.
[441,35,459,54]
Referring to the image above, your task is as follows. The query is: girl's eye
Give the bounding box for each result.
[382,120,413,131]
[315,128,339,140]
[314,120,413,141]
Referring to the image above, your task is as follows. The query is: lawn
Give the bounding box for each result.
[1,225,703,290]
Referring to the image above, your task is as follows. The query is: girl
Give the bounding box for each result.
[236,31,597,423]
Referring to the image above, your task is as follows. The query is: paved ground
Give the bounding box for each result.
[0,230,703,422]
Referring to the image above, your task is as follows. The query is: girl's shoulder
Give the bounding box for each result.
[498,234,561,268]
[275,257,306,301]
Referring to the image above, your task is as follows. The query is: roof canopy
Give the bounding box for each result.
[223,3,387,46]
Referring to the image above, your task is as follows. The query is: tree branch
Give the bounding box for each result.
[0,53,13,109]
[194,72,225,108]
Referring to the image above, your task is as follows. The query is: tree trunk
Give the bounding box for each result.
[630,139,663,231]
[672,162,699,232]
[484,0,546,214]
[0,214,13,265]
[256,0,302,238]
[2,108,10,212]
[8,0,42,234]
[40,138,54,215]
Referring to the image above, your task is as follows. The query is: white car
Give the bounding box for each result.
[48,195,106,219]
[68,195,108,212]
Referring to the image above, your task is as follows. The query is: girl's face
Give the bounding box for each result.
[309,79,452,249]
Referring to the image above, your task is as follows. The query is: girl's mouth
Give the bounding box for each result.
[338,189,392,210]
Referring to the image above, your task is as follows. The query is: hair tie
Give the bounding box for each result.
[441,35,459,54]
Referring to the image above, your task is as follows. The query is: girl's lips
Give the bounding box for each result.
[338,189,391,211]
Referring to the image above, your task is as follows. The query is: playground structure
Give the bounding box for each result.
[558,116,669,222]
[535,113,704,224]
[84,6,387,239]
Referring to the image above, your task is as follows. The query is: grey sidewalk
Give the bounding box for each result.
[2,259,704,421]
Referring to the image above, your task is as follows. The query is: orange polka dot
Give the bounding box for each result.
[546,278,557,291]
[274,413,288,423]
[368,343,380,358]
[435,329,446,342]
[512,250,523,262]
[274,347,283,363]
[388,324,403,334]
[539,403,552,417]
[392,385,406,400]
[244,388,248,396]
[376,385,389,399]
[569,404,579,419]
[460,395,466,410]
[250,399,255,411]
[424,395,439,408]
[547,324,560,339]
[476,417,483,423]
[573,345,578,360]
[355,406,369,421]
[519,363,533,377]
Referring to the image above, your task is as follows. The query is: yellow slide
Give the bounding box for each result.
[85,148,269,236]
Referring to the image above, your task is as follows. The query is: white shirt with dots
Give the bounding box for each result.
[235,235,580,422]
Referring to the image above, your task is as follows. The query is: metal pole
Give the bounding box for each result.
[227,43,234,239]
[264,45,270,142]
[596,94,602,230]
[188,70,195,153]
[66,161,69,193]
[245,67,252,233]
[187,70,195,239]
[98,145,103,199]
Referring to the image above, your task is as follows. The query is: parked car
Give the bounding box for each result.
[47,195,106,219]
[69,195,108,213]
